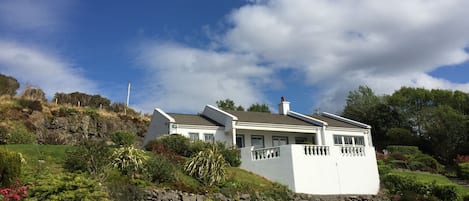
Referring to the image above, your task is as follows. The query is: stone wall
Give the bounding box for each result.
[143,189,390,201]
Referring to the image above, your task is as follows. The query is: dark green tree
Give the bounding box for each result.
[247,103,271,113]
[216,99,244,111]
[0,73,20,96]
[419,105,468,163]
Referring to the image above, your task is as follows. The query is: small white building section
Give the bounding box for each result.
[144,98,380,195]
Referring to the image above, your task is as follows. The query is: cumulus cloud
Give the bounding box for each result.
[0,41,96,97]
[137,0,469,113]
[134,42,274,112]
[224,0,469,111]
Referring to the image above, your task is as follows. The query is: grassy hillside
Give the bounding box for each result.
[2,144,290,200]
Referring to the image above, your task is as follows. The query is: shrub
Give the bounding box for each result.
[458,162,469,180]
[216,143,241,167]
[145,140,185,164]
[111,146,149,177]
[0,149,22,187]
[20,86,46,102]
[184,145,228,186]
[17,99,42,111]
[110,130,135,147]
[7,123,36,144]
[144,154,176,183]
[377,160,392,176]
[409,153,443,173]
[382,173,459,201]
[64,139,112,177]
[28,173,110,200]
[158,134,191,157]
[0,180,28,201]
[386,145,421,155]
[455,155,469,163]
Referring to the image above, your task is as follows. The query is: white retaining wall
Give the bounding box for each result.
[240,145,380,195]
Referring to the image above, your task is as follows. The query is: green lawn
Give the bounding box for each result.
[2,144,73,182]
[391,170,469,197]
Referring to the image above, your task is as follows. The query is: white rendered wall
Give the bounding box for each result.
[240,145,380,195]
[143,109,171,145]
[173,126,228,145]
[291,145,380,194]
[240,146,296,190]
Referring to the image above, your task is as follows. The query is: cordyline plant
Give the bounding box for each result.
[110,146,149,178]
[184,145,228,186]
[0,180,28,201]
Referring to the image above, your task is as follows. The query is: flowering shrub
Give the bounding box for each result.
[0,180,28,201]
[454,155,469,163]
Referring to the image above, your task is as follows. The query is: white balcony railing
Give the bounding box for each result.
[248,145,367,161]
[340,146,365,156]
[304,145,330,156]
[252,147,280,160]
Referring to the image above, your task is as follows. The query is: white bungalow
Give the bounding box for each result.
[143,98,380,195]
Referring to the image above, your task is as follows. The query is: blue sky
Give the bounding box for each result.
[1,0,468,114]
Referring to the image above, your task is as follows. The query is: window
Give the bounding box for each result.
[272,136,288,146]
[334,135,342,145]
[343,136,353,145]
[204,133,214,143]
[189,133,199,141]
[236,135,245,148]
[354,136,365,145]
[333,135,365,146]
[295,137,308,144]
[251,135,264,148]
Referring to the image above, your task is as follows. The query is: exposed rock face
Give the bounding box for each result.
[3,104,149,145]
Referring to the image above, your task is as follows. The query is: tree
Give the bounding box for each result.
[216,99,244,111]
[247,103,271,113]
[0,74,19,96]
[419,105,468,164]
[20,85,46,101]
[342,85,380,121]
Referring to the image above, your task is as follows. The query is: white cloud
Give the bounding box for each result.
[134,42,274,113]
[223,0,469,111]
[0,40,96,97]
[136,0,469,113]
[0,0,71,32]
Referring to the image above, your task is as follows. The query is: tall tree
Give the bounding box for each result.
[0,73,20,96]
[247,103,270,113]
[420,105,468,163]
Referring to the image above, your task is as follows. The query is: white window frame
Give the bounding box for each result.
[251,135,264,149]
[333,135,365,146]
[189,132,199,141]
[204,133,215,143]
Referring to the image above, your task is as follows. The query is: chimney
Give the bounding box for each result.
[278,96,290,115]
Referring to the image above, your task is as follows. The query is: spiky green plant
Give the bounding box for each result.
[184,145,227,186]
[111,146,149,177]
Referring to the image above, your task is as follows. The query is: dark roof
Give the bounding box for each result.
[226,110,314,126]
[168,113,223,127]
[310,114,362,129]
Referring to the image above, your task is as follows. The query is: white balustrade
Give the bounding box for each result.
[252,147,280,160]
[304,145,330,156]
[340,146,365,156]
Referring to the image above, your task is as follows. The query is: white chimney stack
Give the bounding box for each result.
[278,96,290,115]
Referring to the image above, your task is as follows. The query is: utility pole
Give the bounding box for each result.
[125,82,131,115]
